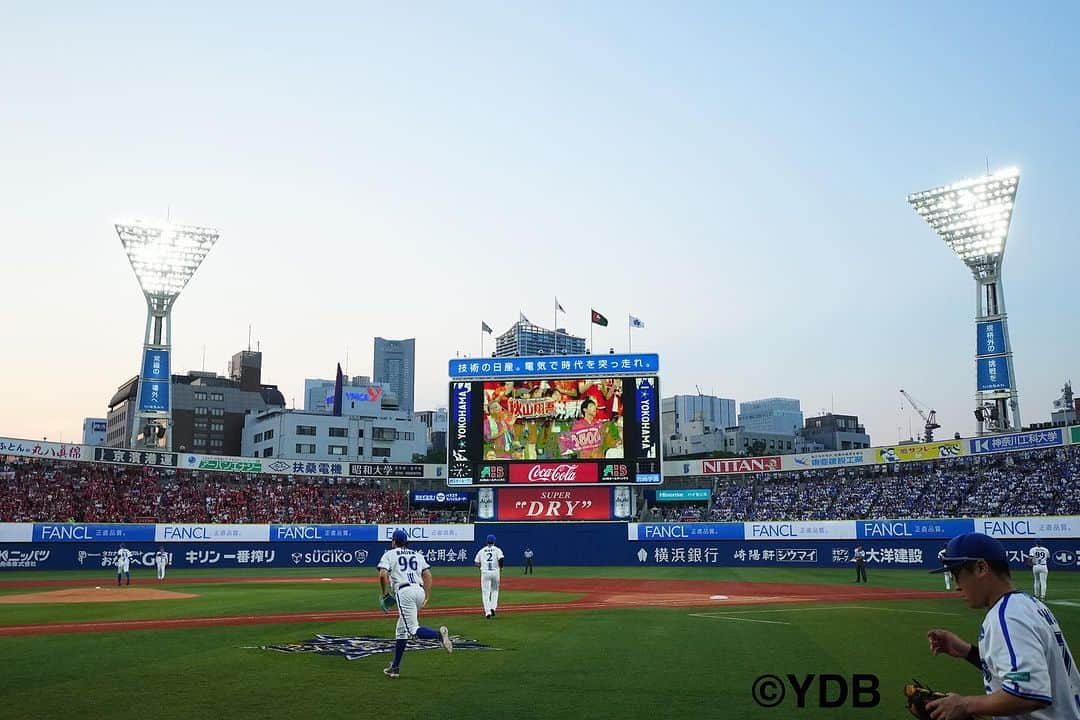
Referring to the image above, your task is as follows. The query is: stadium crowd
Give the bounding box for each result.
[1,444,1077,524]
[658,445,1080,522]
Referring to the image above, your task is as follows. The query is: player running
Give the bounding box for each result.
[926,532,1080,719]
[474,534,505,618]
[377,529,453,679]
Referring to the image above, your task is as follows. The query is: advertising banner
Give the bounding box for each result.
[95,447,178,467]
[411,491,472,505]
[976,516,1080,539]
[702,456,782,474]
[789,450,869,469]
[33,523,156,543]
[977,356,1012,392]
[969,429,1063,455]
[0,437,86,461]
[181,455,263,473]
[654,489,711,502]
[349,463,424,478]
[376,525,475,542]
[497,486,612,521]
[138,380,170,412]
[509,462,599,484]
[745,520,857,540]
[635,377,658,459]
[856,519,975,540]
[0,523,34,542]
[269,525,378,542]
[155,524,270,543]
[449,353,660,379]
[142,348,170,381]
[876,440,963,463]
[976,320,1006,357]
[629,523,744,541]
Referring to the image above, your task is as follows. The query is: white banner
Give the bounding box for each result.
[377,524,475,543]
[154,524,270,543]
[745,520,857,540]
[0,523,33,542]
[975,517,1080,539]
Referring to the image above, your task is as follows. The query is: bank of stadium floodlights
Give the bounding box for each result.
[116,221,219,450]
[907,168,1021,436]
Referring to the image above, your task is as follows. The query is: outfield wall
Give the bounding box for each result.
[2,519,1079,571]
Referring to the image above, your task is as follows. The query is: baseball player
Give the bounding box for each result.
[474,534,505,618]
[1029,539,1050,601]
[154,547,169,582]
[938,546,952,591]
[377,529,453,679]
[115,544,132,586]
[927,532,1080,719]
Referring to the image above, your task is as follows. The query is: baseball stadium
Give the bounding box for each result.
[5,6,1080,720]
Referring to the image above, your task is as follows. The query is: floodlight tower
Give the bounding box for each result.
[907,168,1021,436]
[116,221,219,450]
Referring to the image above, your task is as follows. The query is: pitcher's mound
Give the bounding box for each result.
[0,587,197,604]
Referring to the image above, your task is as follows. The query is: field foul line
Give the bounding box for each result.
[691,605,959,618]
[688,614,791,625]
[1048,600,1080,608]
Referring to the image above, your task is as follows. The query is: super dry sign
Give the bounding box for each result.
[701,456,782,475]
[497,486,612,521]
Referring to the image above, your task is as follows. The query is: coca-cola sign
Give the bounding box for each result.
[509,462,599,484]
[701,456,782,475]
[497,486,612,521]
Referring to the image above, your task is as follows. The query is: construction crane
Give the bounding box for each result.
[900,389,941,442]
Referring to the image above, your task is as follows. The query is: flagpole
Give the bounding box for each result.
[554,298,558,355]
[591,318,594,355]
[481,326,484,358]
[628,316,632,353]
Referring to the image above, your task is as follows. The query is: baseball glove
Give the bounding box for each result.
[1025,556,1035,567]
[904,679,947,720]
[379,593,397,614]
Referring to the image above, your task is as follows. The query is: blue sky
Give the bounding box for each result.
[1,2,1077,444]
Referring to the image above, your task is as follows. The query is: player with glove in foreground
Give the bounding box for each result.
[377,529,453,679]
[916,532,1080,720]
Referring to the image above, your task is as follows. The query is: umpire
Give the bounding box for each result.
[523,546,534,575]
[854,545,867,583]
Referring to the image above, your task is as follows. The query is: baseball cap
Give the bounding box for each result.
[931,532,1007,573]
[486,534,496,544]
[391,529,409,543]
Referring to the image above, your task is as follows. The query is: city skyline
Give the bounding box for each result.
[1,3,1078,446]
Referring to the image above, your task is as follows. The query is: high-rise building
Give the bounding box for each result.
[494,320,586,357]
[738,398,804,435]
[373,338,415,414]
[661,394,736,457]
[800,413,871,451]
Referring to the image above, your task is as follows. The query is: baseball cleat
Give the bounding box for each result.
[439,626,453,653]
[383,666,400,679]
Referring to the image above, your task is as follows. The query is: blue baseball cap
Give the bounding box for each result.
[392,529,409,543]
[486,534,496,544]
[931,532,1007,573]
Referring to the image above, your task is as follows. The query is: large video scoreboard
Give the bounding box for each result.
[447,353,662,487]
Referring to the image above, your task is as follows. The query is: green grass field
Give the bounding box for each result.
[0,566,1077,719]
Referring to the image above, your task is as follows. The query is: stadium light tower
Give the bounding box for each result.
[907,168,1021,436]
[116,221,219,450]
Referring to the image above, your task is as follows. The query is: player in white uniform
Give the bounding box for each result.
[927,532,1080,719]
[115,544,132,587]
[377,529,453,679]
[474,534,505,618]
[938,547,952,591]
[154,547,169,582]
[1029,541,1050,601]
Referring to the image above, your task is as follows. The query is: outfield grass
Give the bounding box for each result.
[0,567,1077,720]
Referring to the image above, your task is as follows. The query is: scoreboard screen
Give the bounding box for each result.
[448,375,661,486]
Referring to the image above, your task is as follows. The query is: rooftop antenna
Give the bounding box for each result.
[248,324,252,352]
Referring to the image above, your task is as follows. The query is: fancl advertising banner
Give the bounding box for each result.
[155,524,270,543]
[376,525,476,542]
[33,523,156,543]
[976,516,1080,539]
[628,523,744,541]
[745,521,857,540]
[269,525,378,542]
[856,519,975,540]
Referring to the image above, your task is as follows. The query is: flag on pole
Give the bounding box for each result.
[629,315,645,329]
[591,309,608,327]
[481,321,493,334]
[519,311,530,324]
[556,298,566,314]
